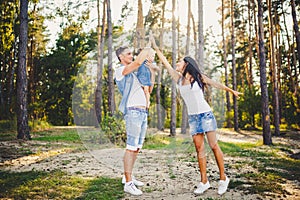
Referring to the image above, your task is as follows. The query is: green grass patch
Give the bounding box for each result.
[75,176,124,200]
[31,129,81,143]
[219,140,300,196]
[0,131,17,141]
[144,134,194,153]
[0,170,124,200]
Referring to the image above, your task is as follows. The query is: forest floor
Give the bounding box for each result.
[0,127,300,200]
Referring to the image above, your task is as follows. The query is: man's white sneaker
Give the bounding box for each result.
[122,175,144,187]
[124,181,143,196]
[194,181,210,195]
[218,176,230,195]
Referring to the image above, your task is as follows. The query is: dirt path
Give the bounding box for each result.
[1,129,300,200]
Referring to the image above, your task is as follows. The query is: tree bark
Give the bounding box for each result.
[156,0,167,131]
[291,0,300,69]
[181,0,191,134]
[258,0,272,145]
[17,0,30,140]
[106,0,115,115]
[267,0,280,135]
[230,0,239,131]
[135,0,145,50]
[222,0,232,128]
[197,0,204,71]
[170,0,177,136]
[95,0,106,125]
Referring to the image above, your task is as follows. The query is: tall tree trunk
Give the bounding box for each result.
[281,0,296,94]
[230,0,238,131]
[291,0,300,69]
[222,0,232,128]
[156,0,166,131]
[258,0,272,145]
[181,0,191,134]
[170,0,177,136]
[191,13,198,60]
[197,0,204,71]
[247,0,255,127]
[135,0,145,50]
[106,0,115,115]
[291,0,300,110]
[95,0,106,125]
[267,0,280,135]
[247,0,254,90]
[17,0,30,140]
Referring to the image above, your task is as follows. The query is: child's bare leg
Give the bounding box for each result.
[143,86,151,108]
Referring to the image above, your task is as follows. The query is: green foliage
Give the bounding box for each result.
[28,120,52,131]
[238,87,261,129]
[100,113,126,146]
[0,120,16,132]
[38,21,96,125]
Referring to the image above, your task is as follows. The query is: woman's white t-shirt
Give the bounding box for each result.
[178,79,211,115]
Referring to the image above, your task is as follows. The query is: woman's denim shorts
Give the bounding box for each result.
[188,111,217,136]
[124,108,148,150]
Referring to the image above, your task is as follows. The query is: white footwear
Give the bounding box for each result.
[122,175,144,187]
[194,181,210,194]
[124,181,143,196]
[218,176,230,195]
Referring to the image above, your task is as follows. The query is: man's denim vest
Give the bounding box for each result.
[115,72,134,114]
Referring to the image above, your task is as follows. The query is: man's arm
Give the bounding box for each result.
[122,49,150,75]
[122,61,142,76]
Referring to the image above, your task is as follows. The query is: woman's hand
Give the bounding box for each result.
[232,90,243,98]
[149,32,159,50]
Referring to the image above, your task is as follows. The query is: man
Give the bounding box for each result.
[114,46,149,196]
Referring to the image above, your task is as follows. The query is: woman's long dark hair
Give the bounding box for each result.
[182,56,206,91]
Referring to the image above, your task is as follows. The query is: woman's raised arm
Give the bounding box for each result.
[150,35,181,82]
[202,74,242,98]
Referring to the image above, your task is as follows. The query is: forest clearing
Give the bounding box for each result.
[1,127,299,200]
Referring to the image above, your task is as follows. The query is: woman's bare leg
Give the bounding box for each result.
[192,134,208,183]
[206,131,226,180]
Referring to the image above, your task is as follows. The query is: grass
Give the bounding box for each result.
[31,129,81,142]
[219,140,300,196]
[0,170,124,200]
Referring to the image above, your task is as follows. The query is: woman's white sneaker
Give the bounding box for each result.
[194,181,210,194]
[218,176,230,195]
[124,181,143,196]
[122,175,144,187]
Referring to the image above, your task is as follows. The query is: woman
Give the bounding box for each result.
[151,37,241,195]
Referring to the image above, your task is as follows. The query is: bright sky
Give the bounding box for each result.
[46,0,221,48]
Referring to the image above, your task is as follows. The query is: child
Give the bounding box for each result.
[136,47,159,109]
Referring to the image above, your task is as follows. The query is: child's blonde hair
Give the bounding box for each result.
[137,47,156,58]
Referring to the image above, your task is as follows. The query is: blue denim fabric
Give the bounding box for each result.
[115,71,133,114]
[137,61,152,86]
[188,111,217,135]
[124,108,148,150]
